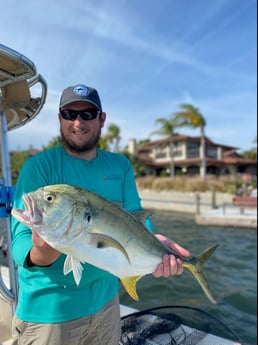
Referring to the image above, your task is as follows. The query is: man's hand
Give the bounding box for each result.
[28,231,61,266]
[153,234,190,278]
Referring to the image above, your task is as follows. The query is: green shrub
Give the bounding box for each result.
[136,175,255,194]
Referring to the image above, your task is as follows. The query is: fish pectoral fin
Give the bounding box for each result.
[120,276,143,301]
[89,233,130,264]
[63,255,73,275]
[63,255,84,285]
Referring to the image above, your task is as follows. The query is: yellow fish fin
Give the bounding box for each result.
[182,244,219,304]
[120,276,143,301]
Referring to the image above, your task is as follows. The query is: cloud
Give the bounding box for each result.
[2,0,256,153]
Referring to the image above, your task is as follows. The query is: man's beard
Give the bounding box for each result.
[60,127,102,153]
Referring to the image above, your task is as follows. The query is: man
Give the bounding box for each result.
[11,84,190,345]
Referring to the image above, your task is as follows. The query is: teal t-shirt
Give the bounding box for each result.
[11,146,144,322]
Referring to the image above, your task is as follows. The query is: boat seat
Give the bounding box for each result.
[0,43,47,131]
[0,80,41,130]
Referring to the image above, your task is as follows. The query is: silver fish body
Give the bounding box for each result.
[12,184,218,303]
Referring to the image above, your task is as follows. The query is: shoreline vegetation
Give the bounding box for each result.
[136,175,257,216]
[136,175,255,194]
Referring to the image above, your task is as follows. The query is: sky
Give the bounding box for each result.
[1,0,257,152]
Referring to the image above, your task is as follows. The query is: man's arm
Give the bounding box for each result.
[27,231,61,267]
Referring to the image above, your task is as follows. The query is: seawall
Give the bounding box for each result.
[139,189,257,229]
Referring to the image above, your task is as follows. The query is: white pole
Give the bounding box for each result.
[0,110,18,310]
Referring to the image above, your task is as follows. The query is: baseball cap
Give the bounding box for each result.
[59,84,102,111]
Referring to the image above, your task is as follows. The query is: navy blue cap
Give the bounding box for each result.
[59,84,102,111]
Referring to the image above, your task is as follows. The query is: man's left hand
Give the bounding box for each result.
[153,234,190,278]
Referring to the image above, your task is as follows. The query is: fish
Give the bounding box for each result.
[11,184,219,304]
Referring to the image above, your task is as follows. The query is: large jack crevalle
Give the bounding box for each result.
[12,184,218,303]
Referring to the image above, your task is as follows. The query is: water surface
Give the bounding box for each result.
[1,212,256,344]
[119,210,257,345]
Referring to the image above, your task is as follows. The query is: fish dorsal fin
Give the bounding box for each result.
[110,201,152,226]
[63,255,84,285]
[131,210,152,225]
[89,233,130,264]
[110,201,123,208]
[120,276,143,301]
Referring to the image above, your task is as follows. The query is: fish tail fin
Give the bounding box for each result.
[183,244,219,304]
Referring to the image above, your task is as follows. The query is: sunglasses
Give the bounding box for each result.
[59,108,101,121]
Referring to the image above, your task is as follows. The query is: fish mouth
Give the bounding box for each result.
[21,194,43,225]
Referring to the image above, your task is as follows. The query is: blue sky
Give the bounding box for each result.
[1,0,257,152]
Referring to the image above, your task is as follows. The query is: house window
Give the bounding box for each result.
[186,142,199,158]
[174,149,183,157]
[156,152,167,159]
[207,147,217,158]
[154,144,168,160]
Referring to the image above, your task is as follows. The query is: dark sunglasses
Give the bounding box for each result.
[59,108,101,121]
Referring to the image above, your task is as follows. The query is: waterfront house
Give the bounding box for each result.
[128,136,257,177]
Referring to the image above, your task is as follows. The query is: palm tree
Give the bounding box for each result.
[151,116,179,177]
[105,124,121,152]
[98,136,109,150]
[175,103,207,179]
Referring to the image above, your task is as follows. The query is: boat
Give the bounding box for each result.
[119,304,242,345]
[0,43,243,345]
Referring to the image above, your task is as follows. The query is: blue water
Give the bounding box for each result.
[119,210,257,345]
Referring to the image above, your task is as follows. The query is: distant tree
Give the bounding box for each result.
[98,136,109,150]
[175,104,207,179]
[151,116,180,177]
[10,135,62,184]
[137,139,151,148]
[10,150,34,184]
[121,151,146,177]
[43,136,62,150]
[104,124,121,152]
[241,136,257,160]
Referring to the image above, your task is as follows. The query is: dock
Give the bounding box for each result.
[139,190,257,229]
[195,206,257,229]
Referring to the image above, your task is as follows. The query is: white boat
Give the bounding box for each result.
[119,304,242,345]
[0,43,243,345]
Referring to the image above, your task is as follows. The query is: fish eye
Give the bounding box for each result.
[45,193,56,202]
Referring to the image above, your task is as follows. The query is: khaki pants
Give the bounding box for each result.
[11,295,121,345]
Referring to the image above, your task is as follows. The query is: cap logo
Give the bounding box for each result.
[73,85,90,97]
